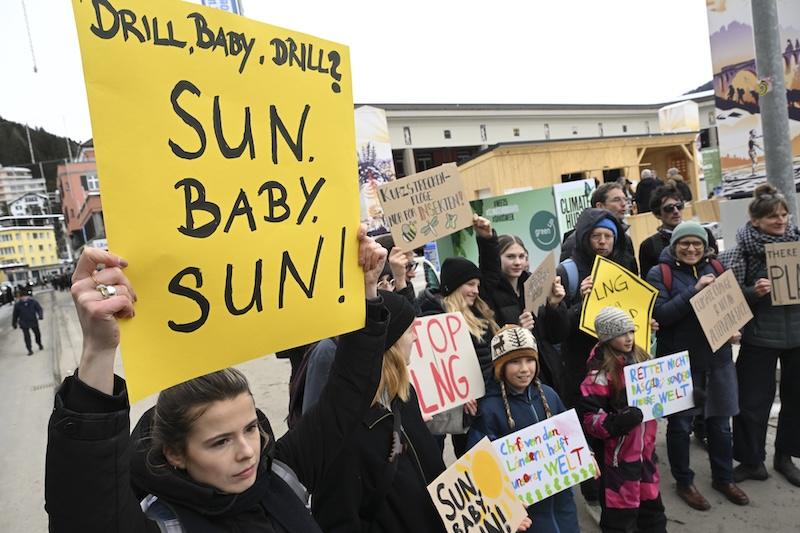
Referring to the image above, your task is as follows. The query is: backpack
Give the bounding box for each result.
[560,258,581,301]
[659,258,724,292]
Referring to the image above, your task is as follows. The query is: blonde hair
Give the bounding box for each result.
[443,290,499,340]
[372,343,410,406]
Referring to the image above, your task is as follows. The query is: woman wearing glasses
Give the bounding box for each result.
[721,184,800,487]
[646,221,749,510]
[638,185,718,276]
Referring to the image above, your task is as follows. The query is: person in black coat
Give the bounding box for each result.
[45,231,392,533]
[646,221,749,511]
[471,215,566,393]
[638,185,718,276]
[634,169,662,214]
[12,289,44,355]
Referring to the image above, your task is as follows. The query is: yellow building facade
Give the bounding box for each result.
[0,226,59,283]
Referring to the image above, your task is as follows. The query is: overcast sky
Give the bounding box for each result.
[0,0,714,143]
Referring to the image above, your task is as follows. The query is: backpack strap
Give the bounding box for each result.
[560,258,580,300]
[710,258,724,276]
[659,263,673,293]
[141,495,185,533]
[271,458,310,509]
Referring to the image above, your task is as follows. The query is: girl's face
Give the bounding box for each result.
[458,278,481,306]
[164,393,261,494]
[752,207,789,236]
[501,244,528,281]
[503,356,538,390]
[608,331,634,353]
[395,323,418,365]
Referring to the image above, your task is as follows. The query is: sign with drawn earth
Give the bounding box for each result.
[377,163,473,251]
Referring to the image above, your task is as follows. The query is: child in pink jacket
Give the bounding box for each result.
[578,307,666,533]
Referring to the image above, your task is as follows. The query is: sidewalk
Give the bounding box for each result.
[51,291,798,531]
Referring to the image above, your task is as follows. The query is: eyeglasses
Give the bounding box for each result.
[676,240,705,250]
[405,261,418,272]
[661,202,685,214]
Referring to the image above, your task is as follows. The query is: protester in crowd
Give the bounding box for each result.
[665,168,693,203]
[12,287,43,355]
[472,218,566,391]
[376,234,419,305]
[416,246,498,456]
[311,290,449,533]
[542,208,637,505]
[634,169,661,214]
[467,325,577,533]
[720,184,800,487]
[578,307,666,533]
[560,183,638,274]
[646,221,749,510]
[45,231,398,532]
[618,176,636,215]
[639,185,718,277]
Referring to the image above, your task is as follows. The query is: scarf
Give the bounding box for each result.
[722,222,800,286]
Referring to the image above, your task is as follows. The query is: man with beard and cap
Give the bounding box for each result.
[541,208,638,506]
[560,183,638,275]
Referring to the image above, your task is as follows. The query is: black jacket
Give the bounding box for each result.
[45,299,388,533]
[639,226,717,278]
[634,177,661,213]
[312,388,446,532]
[12,296,43,328]
[417,287,494,384]
[542,208,632,407]
[475,232,566,393]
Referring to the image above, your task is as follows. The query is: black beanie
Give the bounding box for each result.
[380,290,417,351]
[440,257,482,296]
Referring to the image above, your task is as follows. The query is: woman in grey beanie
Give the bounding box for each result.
[646,220,748,510]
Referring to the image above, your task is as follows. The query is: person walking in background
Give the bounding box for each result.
[12,288,43,355]
[720,184,800,487]
[467,325,576,532]
[578,307,666,533]
[647,221,748,510]
[634,169,662,215]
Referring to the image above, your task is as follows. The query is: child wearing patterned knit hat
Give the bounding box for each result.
[466,325,578,533]
[577,307,667,532]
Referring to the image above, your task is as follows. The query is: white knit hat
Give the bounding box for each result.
[490,326,539,380]
[594,307,635,343]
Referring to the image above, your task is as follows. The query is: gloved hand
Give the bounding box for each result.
[603,406,644,436]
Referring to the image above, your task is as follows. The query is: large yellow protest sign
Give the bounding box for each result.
[579,256,657,350]
[72,0,362,400]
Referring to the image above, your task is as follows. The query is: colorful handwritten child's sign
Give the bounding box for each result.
[624,351,694,422]
[492,409,597,506]
[408,313,486,416]
[378,163,473,251]
[428,438,528,533]
[580,256,658,351]
[72,0,362,400]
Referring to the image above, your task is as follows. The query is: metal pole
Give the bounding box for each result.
[751,0,797,218]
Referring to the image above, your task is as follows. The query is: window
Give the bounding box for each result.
[544,123,551,140]
[598,122,604,137]
[622,125,628,133]
[645,120,651,134]
[415,152,434,172]
[18,246,23,254]
[443,129,451,139]
[29,245,33,253]
[81,173,100,191]
[561,172,587,183]
[572,126,578,135]
[513,128,520,137]
[41,256,46,264]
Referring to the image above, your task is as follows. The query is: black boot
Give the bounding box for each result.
[733,462,768,482]
[774,452,800,487]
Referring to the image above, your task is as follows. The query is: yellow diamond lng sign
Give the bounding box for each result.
[72,0,362,400]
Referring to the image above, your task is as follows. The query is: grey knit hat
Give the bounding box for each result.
[595,307,635,343]
[670,221,708,248]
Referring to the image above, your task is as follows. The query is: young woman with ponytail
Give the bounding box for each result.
[466,325,577,533]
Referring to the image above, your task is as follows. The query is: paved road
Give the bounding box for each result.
[2,289,798,531]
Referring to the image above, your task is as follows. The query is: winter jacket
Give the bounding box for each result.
[45,299,388,533]
[311,387,446,533]
[646,247,738,417]
[417,287,495,385]
[542,208,632,407]
[12,296,43,328]
[577,347,660,510]
[466,381,579,533]
[634,177,662,214]
[302,337,338,414]
[475,232,565,392]
[639,226,718,279]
